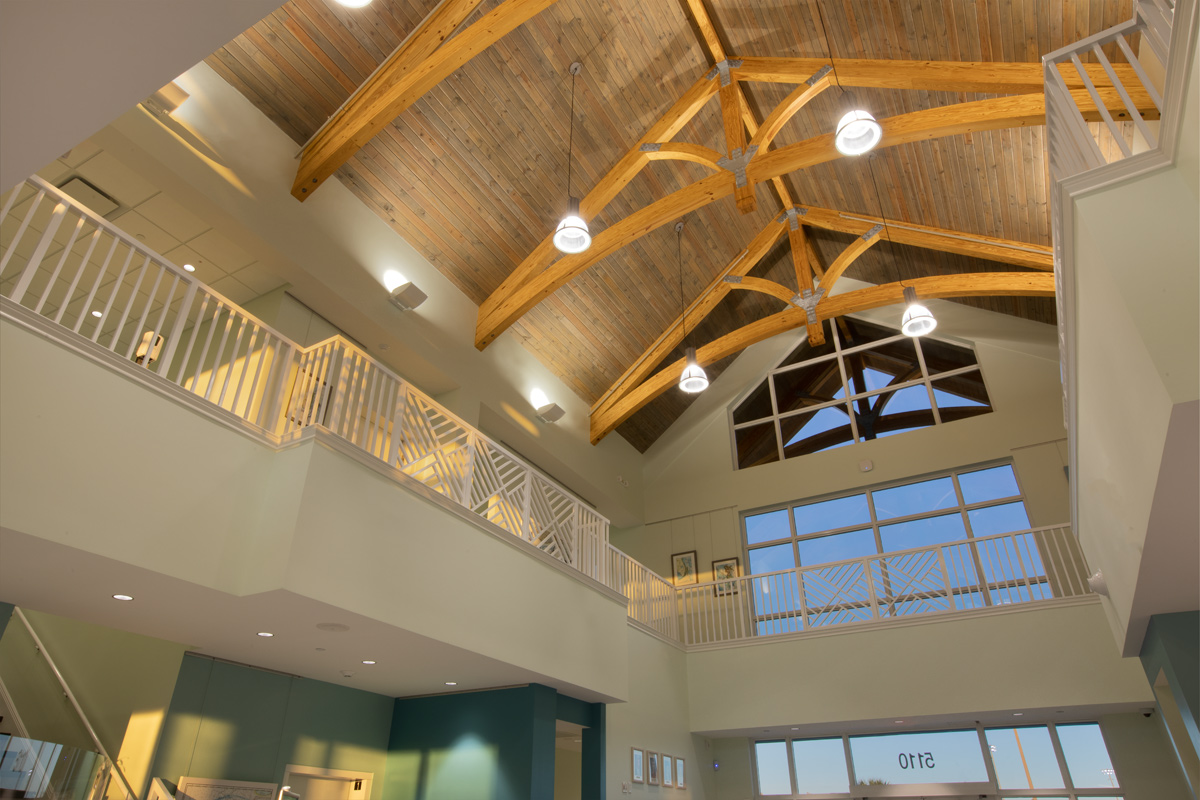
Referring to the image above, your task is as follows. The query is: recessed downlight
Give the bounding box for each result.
[444,681,457,686]
[112,594,134,601]
[362,660,376,665]
[257,631,274,638]
[183,263,196,273]
[1013,712,1024,716]
[91,310,103,318]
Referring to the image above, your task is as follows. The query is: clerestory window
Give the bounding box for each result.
[731,317,992,470]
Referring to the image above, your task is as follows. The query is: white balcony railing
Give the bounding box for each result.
[0,174,1094,646]
[0,175,609,584]
[673,526,1091,646]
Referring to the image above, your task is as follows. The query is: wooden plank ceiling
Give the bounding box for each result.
[207,0,1130,452]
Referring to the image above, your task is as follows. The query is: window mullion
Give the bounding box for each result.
[914,334,942,425]
[832,322,861,444]
[1047,722,1079,798]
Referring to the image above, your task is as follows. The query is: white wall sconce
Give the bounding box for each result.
[530,388,565,423]
[384,270,426,310]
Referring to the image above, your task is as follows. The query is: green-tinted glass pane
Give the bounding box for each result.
[755,741,792,795]
[792,738,849,794]
[1058,723,1119,788]
[746,508,791,545]
[794,494,870,535]
[985,727,1065,789]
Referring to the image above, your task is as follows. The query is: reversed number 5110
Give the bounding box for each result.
[898,752,935,769]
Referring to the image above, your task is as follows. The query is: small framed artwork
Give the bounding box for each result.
[631,748,644,784]
[662,753,674,787]
[647,751,660,785]
[712,556,741,596]
[671,550,698,585]
[675,757,686,789]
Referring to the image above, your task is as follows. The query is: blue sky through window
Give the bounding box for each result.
[986,727,1065,789]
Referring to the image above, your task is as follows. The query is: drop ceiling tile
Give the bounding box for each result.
[59,140,101,168]
[210,275,257,306]
[230,262,284,295]
[189,230,253,270]
[35,161,72,186]
[111,210,180,257]
[74,152,158,207]
[135,194,210,242]
[163,244,227,280]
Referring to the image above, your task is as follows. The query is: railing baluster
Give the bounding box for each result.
[191,301,225,395]
[34,213,86,313]
[0,188,47,279]
[106,255,151,352]
[124,264,167,360]
[1115,34,1165,109]
[210,313,244,404]
[147,274,182,372]
[55,227,102,326]
[10,199,68,305]
[230,325,261,415]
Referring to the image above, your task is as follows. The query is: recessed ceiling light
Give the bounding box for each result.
[257,631,274,637]
[183,263,196,272]
[444,681,457,686]
[894,720,904,724]
[91,310,103,318]
[1013,712,1024,716]
[362,660,376,665]
[335,0,372,6]
[791,727,799,731]
[112,594,134,601]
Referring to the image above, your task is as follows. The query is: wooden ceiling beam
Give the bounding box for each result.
[644,143,724,170]
[590,272,1055,443]
[749,71,835,152]
[817,223,885,293]
[475,75,720,349]
[731,57,1141,94]
[292,0,560,202]
[789,222,824,345]
[479,92,1073,349]
[726,276,797,305]
[590,216,787,414]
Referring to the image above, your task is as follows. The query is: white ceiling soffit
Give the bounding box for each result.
[0,0,285,193]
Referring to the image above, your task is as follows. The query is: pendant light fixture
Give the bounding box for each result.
[675,221,709,394]
[815,2,881,156]
[868,155,937,336]
[553,62,591,254]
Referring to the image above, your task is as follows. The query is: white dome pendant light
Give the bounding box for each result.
[815,2,882,156]
[675,222,708,394]
[553,62,592,254]
[901,286,937,337]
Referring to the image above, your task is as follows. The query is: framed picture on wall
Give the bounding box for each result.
[647,751,660,785]
[671,550,698,585]
[675,757,686,789]
[662,753,674,787]
[631,748,644,784]
[712,556,741,596]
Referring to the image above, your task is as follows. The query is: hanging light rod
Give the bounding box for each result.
[675,221,709,394]
[553,62,592,254]
[814,1,881,156]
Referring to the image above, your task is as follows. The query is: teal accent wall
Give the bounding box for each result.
[150,655,393,800]
[384,685,554,800]
[1140,611,1200,754]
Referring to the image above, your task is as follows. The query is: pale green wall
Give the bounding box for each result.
[685,601,1151,733]
[605,627,708,799]
[242,288,343,348]
[0,609,187,795]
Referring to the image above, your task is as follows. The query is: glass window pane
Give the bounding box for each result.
[985,727,1065,789]
[794,494,870,535]
[1057,723,1119,788]
[773,359,842,415]
[781,405,856,457]
[748,543,796,576]
[755,741,792,795]
[792,738,849,794]
[918,336,980,374]
[879,512,967,552]
[848,730,988,784]
[968,502,1031,536]
[746,508,792,545]
[733,381,774,425]
[873,477,958,520]
[736,421,780,469]
[959,465,1021,504]
[797,528,877,567]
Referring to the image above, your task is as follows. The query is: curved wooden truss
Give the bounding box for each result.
[589,272,1056,444]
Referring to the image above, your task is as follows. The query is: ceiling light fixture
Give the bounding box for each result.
[815,2,881,156]
[334,0,372,7]
[675,221,708,394]
[553,62,591,254]
[91,310,103,318]
[112,594,134,601]
[444,681,457,686]
[867,156,936,336]
[530,387,565,423]
[362,660,376,665]
[183,263,196,273]
[257,632,274,638]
